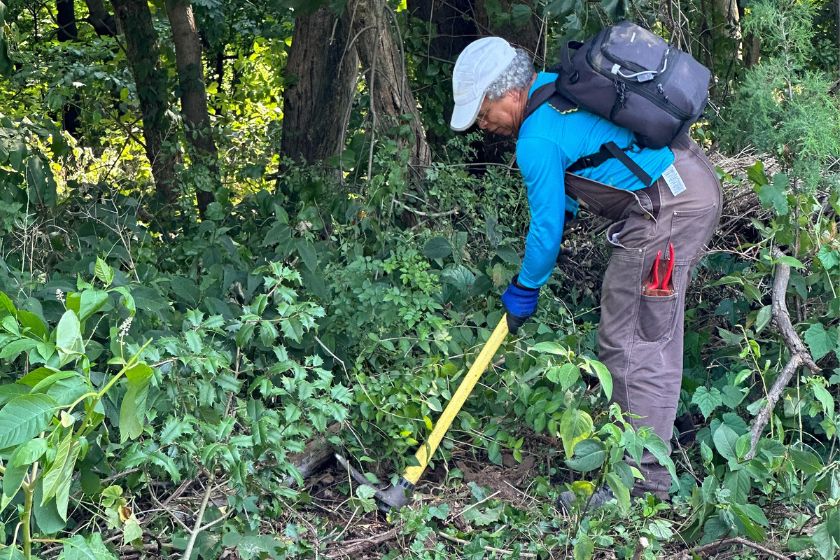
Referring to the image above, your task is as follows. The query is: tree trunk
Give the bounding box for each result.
[407,0,476,63]
[349,0,431,170]
[84,0,117,36]
[111,0,178,202]
[56,0,78,41]
[56,0,81,138]
[280,5,358,164]
[165,0,218,217]
[473,0,543,57]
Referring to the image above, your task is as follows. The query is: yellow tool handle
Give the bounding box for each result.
[402,315,509,485]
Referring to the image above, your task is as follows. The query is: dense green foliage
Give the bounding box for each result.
[0,0,837,559]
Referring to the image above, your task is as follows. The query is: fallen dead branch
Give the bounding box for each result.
[677,536,791,559]
[746,248,821,460]
[326,526,401,558]
[438,531,538,558]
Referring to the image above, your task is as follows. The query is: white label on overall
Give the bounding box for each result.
[661,164,686,197]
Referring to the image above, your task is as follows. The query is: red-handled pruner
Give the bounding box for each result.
[644,243,675,295]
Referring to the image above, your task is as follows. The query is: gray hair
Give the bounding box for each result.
[485,48,534,100]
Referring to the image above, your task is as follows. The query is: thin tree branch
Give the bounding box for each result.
[747,248,821,460]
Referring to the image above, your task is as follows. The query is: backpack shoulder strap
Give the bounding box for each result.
[524,82,576,120]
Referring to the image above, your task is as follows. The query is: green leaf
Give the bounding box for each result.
[642,433,678,483]
[812,521,839,560]
[746,161,768,186]
[573,532,594,560]
[810,379,835,420]
[123,515,143,544]
[605,472,630,513]
[296,239,318,272]
[713,424,740,462]
[757,173,788,215]
[692,386,723,419]
[730,503,767,541]
[559,408,593,457]
[119,363,153,443]
[94,258,114,288]
[545,363,579,391]
[1,462,27,505]
[531,341,566,355]
[78,291,109,322]
[0,547,24,560]
[26,156,57,207]
[57,533,118,560]
[0,394,56,450]
[789,448,823,475]
[755,305,772,333]
[588,360,612,400]
[564,438,606,472]
[56,311,84,365]
[422,237,452,260]
[10,437,47,467]
[0,338,38,360]
[17,310,47,339]
[817,245,840,271]
[804,323,837,362]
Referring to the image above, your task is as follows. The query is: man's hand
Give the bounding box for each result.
[501,275,539,334]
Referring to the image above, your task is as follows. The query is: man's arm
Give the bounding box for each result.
[516,137,570,288]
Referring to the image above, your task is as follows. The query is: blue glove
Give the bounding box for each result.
[501,275,539,334]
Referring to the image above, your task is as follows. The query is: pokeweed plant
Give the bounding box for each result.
[0,258,145,559]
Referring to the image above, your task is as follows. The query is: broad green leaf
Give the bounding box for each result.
[573,532,594,560]
[1,462,27,504]
[746,160,768,186]
[17,310,47,339]
[692,386,723,419]
[812,521,839,560]
[605,472,630,513]
[30,370,77,394]
[0,394,55,450]
[564,438,606,472]
[0,338,38,360]
[10,437,47,467]
[810,379,835,420]
[804,323,837,362]
[58,533,117,560]
[817,245,839,271]
[55,311,84,365]
[545,363,579,390]
[94,258,114,288]
[712,424,739,462]
[755,305,772,333]
[789,448,823,475]
[422,237,451,260]
[730,503,767,541]
[78,291,109,322]
[591,360,612,399]
[559,408,593,457]
[296,239,318,271]
[531,342,566,355]
[33,480,67,534]
[119,363,153,442]
[462,503,504,526]
[642,431,678,482]
[123,515,143,544]
[26,156,57,207]
[0,547,24,560]
[113,287,135,315]
[723,470,750,504]
[42,432,74,504]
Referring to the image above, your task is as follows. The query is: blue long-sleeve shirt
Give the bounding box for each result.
[516,72,676,288]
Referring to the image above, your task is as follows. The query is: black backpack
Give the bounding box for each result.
[524,21,711,185]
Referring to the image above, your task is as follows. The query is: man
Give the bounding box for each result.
[450,36,721,505]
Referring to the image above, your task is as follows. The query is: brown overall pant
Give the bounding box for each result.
[565,135,722,498]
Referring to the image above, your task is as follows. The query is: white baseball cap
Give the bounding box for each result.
[450,37,516,131]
